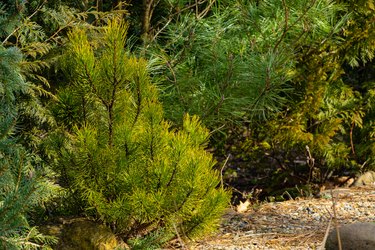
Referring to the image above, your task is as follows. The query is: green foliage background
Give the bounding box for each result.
[140,0,375,189]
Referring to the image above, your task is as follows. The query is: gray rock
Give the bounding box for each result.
[351,171,375,187]
[325,222,375,250]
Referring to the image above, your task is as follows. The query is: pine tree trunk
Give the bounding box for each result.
[142,0,154,42]
[97,0,103,11]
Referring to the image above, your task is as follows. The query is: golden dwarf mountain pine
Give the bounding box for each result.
[53,18,230,245]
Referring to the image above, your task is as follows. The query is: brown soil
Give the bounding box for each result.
[168,185,375,249]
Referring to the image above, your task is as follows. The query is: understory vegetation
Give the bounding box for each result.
[0,0,374,248]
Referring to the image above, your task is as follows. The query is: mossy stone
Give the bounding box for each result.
[40,218,119,250]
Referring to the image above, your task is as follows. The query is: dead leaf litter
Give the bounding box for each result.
[173,186,375,249]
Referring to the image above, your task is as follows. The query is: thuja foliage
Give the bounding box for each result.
[51,19,230,243]
[227,0,375,189]
[0,45,57,249]
[254,0,375,182]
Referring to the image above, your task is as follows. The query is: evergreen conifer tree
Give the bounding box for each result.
[0,44,57,250]
[0,2,57,248]
[53,18,230,245]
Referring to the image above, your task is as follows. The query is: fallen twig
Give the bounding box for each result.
[220,154,231,188]
[330,189,342,250]
[319,216,333,250]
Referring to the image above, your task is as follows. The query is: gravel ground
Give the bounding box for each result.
[178,186,375,250]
